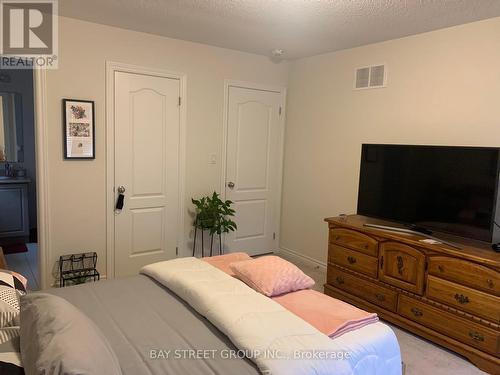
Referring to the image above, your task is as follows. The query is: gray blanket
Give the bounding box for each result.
[49,275,260,375]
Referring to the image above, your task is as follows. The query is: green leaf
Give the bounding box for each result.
[191,191,237,235]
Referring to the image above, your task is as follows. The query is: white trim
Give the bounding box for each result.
[105,61,187,279]
[223,79,285,94]
[33,68,50,289]
[277,246,327,270]
[275,88,287,251]
[220,80,287,252]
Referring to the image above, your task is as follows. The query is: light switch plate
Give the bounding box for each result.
[208,153,217,164]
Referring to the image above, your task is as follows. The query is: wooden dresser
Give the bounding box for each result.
[324,215,500,374]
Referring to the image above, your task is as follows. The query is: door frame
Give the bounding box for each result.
[105,61,187,279]
[220,80,287,252]
[33,68,50,289]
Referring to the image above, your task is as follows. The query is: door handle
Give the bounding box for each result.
[227,181,235,189]
[115,186,125,212]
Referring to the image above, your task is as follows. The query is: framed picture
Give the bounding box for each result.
[63,99,95,159]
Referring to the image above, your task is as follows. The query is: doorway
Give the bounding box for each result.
[222,83,286,256]
[106,63,186,278]
[0,68,39,290]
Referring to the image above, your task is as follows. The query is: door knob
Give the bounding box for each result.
[227,181,235,189]
[117,186,126,194]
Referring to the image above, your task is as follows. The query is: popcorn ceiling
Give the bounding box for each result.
[59,0,500,59]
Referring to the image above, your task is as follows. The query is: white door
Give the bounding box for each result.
[114,71,180,277]
[225,86,283,256]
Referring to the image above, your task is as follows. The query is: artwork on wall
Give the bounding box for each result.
[63,99,95,159]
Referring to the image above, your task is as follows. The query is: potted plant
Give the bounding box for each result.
[192,192,237,256]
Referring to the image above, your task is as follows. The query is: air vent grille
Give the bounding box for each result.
[355,67,370,89]
[354,64,386,89]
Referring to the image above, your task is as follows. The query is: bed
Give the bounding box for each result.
[48,274,261,375]
[10,256,401,375]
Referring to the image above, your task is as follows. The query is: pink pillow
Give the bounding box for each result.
[202,252,252,276]
[229,256,314,297]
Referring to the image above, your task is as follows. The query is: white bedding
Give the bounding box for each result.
[141,257,401,375]
[332,322,402,374]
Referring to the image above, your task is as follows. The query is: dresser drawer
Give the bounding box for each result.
[399,295,500,356]
[330,245,378,278]
[330,228,378,256]
[427,276,500,323]
[328,266,398,312]
[428,256,500,296]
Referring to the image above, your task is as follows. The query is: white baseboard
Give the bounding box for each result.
[277,246,327,270]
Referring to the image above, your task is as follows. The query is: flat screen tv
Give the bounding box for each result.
[357,144,500,242]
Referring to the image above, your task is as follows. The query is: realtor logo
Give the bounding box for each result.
[0,0,58,68]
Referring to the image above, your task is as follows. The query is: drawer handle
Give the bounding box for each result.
[469,331,485,342]
[454,293,470,304]
[335,276,345,285]
[397,256,404,275]
[486,279,494,289]
[411,307,423,317]
[363,244,369,249]
[438,265,445,272]
[347,256,357,265]
[335,236,341,241]
[375,293,385,302]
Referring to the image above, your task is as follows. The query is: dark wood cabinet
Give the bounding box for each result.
[325,215,500,374]
[0,182,30,238]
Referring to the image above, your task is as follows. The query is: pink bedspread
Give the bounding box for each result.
[201,253,378,338]
[202,252,252,276]
[273,289,378,338]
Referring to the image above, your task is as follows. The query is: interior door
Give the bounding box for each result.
[114,71,180,277]
[225,86,283,256]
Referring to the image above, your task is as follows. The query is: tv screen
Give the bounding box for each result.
[357,144,500,242]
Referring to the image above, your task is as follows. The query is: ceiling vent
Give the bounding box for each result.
[354,64,386,89]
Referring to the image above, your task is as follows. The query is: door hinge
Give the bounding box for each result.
[176,247,179,256]
[178,97,181,106]
[380,256,384,269]
[279,106,282,116]
[273,232,276,240]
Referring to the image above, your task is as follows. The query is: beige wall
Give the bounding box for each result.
[45,17,288,284]
[281,17,500,264]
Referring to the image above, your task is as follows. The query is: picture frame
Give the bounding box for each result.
[63,99,95,159]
